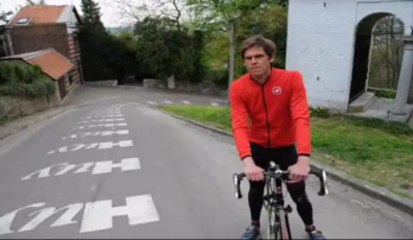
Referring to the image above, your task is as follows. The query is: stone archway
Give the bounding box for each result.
[349,12,394,103]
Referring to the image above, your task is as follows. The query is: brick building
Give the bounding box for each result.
[3,5,83,100]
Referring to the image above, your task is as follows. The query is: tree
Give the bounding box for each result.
[236,4,287,70]
[187,0,273,92]
[25,0,47,5]
[369,15,404,90]
[79,0,113,81]
[0,4,13,57]
[134,16,205,83]
[187,0,287,91]
[80,0,105,32]
[113,0,189,31]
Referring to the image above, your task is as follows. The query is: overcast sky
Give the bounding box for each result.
[0,0,135,27]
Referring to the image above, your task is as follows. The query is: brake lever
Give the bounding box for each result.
[233,173,245,199]
[310,167,329,196]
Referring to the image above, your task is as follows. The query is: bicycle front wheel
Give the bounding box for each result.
[267,209,279,240]
[277,210,291,240]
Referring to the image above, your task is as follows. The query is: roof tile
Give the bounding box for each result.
[9,5,67,27]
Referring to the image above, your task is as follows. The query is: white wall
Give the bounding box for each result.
[356,0,413,36]
[58,5,79,34]
[286,0,413,112]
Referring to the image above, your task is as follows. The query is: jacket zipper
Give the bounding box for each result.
[261,85,271,147]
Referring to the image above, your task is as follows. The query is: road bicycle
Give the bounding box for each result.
[233,162,328,240]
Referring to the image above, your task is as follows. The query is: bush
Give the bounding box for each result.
[310,107,331,118]
[0,62,56,98]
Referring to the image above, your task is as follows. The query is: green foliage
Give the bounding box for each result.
[0,115,14,126]
[187,1,288,84]
[159,105,232,132]
[344,115,413,136]
[134,16,206,83]
[0,62,55,98]
[368,15,404,90]
[235,4,288,71]
[310,107,331,118]
[80,0,105,32]
[368,88,396,99]
[78,0,143,83]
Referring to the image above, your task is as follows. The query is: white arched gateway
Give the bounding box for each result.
[286,0,413,121]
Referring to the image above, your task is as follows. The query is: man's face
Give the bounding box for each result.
[243,46,274,78]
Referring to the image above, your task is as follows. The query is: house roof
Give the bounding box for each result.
[7,5,81,27]
[1,48,74,80]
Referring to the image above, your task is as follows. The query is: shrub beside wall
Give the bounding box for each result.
[0,62,58,119]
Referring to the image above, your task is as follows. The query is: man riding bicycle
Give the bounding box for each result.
[229,34,326,240]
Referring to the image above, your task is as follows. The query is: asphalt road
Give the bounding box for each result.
[0,86,412,239]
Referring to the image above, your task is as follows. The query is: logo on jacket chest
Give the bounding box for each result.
[272,86,282,95]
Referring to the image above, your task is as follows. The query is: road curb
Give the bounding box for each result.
[158,108,413,216]
[0,107,69,141]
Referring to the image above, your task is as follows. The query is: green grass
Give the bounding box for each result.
[159,105,232,132]
[159,105,413,199]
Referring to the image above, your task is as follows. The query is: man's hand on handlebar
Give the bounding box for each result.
[242,156,265,181]
[288,155,311,182]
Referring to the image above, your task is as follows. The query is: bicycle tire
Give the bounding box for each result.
[277,210,292,240]
[267,209,279,240]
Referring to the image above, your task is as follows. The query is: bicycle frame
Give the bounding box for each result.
[233,162,328,240]
[263,163,292,240]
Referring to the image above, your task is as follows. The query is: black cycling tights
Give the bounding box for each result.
[248,143,313,226]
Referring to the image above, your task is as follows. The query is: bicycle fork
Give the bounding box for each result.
[264,182,293,239]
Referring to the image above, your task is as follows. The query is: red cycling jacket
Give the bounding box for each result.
[229,68,311,160]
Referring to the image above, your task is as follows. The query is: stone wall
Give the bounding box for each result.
[0,95,59,119]
[142,79,227,97]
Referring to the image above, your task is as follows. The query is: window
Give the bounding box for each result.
[69,74,74,84]
[16,17,31,25]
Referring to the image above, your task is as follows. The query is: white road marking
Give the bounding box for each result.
[0,195,159,235]
[163,100,173,104]
[84,114,123,119]
[98,140,133,150]
[80,195,159,233]
[101,130,129,136]
[47,146,68,155]
[72,144,86,152]
[21,158,141,181]
[92,158,141,174]
[76,123,127,129]
[47,141,134,155]
[18,204,83,232]
[146,101,157,105]
[62,130,129,140]
[182,100,191,105]
[0,203,47,235]
[78,118,125,124]
[85,143,99,149]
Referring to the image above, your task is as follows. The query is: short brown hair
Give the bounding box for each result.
[240,34,277,59]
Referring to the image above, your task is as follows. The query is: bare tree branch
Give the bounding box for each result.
[112,0,156,24]
[371,15,404,89]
